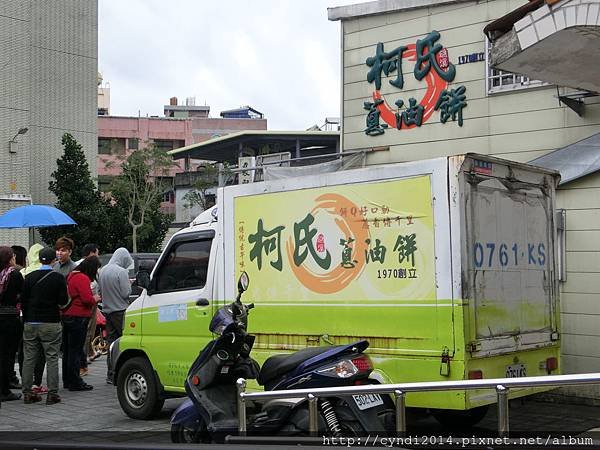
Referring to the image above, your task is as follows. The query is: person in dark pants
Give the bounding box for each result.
[7,245,27,390]
[21,244,48,394]
[10,245,27,389]
[62,256,100,391]
[75,243,100,376]
[21,247,69,405]
[0,246,24,404]
[98,248,132,383]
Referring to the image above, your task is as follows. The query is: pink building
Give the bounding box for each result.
[97,100,267,213]
[98,116,192,178]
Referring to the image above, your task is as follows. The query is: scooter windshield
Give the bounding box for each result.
[209,305,235,335]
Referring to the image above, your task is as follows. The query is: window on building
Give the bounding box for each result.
[128,138,139,150]
[98,138,126,155]
[162,190,175,203]
[98,138,111,155]
[97,175,114,192]
[486,39,547,94]
[153,139,185,151]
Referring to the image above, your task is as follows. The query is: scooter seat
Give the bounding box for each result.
[257,346,336,386]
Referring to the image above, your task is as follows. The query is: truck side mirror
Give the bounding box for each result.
[238,271,249,294]
[135,270,151,291]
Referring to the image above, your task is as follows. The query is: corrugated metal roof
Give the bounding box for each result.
[167,130,340,163]
[529,132,600,185]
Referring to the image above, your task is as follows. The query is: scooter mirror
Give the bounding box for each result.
[238,271,250,293]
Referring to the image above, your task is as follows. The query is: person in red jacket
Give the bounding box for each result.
[62,256,101,391]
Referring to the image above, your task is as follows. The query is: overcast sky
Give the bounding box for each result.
[99,1,361,131]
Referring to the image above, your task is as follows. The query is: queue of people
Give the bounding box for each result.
[0,237,133,407]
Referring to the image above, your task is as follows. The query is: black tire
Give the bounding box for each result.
[116,356,164,420]
[431,405,489,428]
[170,423,211,443]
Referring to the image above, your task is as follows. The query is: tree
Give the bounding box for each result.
[108,145,174,252]
[40,133,110,255]
[182,164,219,212]
[105,186,172,252]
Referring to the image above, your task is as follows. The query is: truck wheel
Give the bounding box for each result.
[432,405,489,428]
[117,356,164,420]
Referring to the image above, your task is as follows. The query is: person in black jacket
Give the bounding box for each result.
[8,245,27,390]
[0,246,24,404]
[20,247,69,405]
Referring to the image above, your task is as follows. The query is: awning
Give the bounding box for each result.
[487,0,600,93]
[529,132,600,185]
[168,130,340,164]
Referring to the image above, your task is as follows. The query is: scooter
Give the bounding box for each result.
[170,272,394,443]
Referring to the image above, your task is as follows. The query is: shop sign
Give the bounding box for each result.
[364,31,467,137]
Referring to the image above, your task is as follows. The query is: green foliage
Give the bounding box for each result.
[40,133,111,256]
[105,186,172,253]
[182,164,219,211]
[43,134,172,255]
[108,145,174,252]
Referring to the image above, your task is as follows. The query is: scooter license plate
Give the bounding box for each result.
[352,393,384,410]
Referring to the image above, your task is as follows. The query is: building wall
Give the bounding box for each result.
[339,0,600,374]
[341,0,600,165]
[98,115,268,177]
[0,1,31,246]
[98,114,268,222]
[29,1,98,204]
[0,0,97,247]
[98,85,110,115]
[556,173,600,376]
[97,116,193,177]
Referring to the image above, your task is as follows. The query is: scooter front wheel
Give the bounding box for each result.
[171,423,210,443]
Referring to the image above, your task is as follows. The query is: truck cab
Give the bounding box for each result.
[109,207,220,419]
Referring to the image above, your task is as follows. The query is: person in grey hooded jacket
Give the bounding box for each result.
[98,248,132,381]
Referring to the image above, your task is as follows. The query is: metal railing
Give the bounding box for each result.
[236,373,600,437]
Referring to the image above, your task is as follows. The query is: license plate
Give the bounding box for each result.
[505,363,526,378]
[352,393,384,410]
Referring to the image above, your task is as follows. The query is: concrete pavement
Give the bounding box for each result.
[0,355,182,444]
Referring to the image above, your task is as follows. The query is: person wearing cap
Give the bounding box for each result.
[20,247,69,405]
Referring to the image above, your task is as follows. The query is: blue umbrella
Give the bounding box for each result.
[0,205,76,228]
